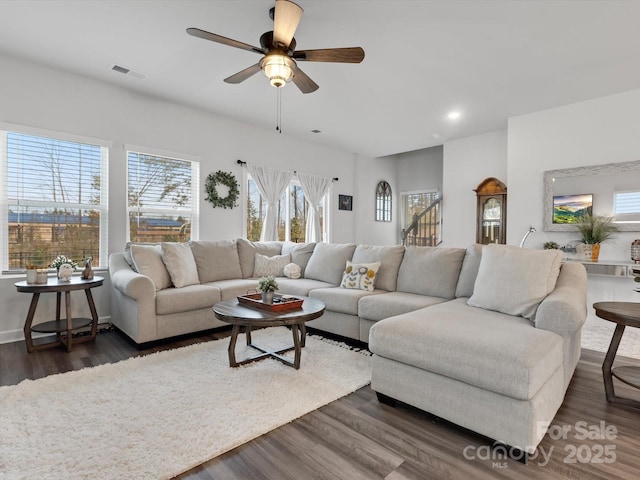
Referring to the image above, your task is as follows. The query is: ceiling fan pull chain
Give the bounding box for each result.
[276,87,283,134]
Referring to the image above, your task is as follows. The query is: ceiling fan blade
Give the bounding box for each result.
[292,67,319,94]
[224,63,262,84]
[293,47,365,63]
[186,28,264,54]
[273,0,303,48]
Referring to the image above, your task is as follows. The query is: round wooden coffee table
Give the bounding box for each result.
[213,296,325,369]
[593,301,640,408]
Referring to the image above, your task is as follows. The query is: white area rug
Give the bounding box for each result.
[582,313,640,360]
[0,328,371,480]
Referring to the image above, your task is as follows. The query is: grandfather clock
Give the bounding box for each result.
[474,177,507,245]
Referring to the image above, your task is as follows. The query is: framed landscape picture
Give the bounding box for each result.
[552,194,593,224]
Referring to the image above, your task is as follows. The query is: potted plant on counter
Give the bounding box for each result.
[258,275,279,304]
[576,213,617,262]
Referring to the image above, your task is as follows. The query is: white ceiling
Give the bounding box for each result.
[1,0,639,158]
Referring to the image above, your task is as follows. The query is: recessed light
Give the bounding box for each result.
[432,133,441,139]
[447,111,461,120]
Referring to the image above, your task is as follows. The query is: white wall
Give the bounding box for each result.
[442,130,508,247]
[352,154,398,245]
[508,88,640,307]
[0,52,377,343]
[507,88,640,257]
[396,146,443,194]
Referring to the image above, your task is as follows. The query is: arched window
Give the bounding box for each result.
[375,180,392,222]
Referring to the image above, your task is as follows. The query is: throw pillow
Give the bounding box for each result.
[340,260,381,292]
[281,241,316,275]
[237,238,283,278]
[189,240,243,282]
[305,242,357,284]
[467,244,563,320]
[130,244,172,291]
[351,244,405,292]
[283,262,301,279]
[253,253,291,277]
[455,244,484,298]
[396,246,466,299]
[161,242,200,288]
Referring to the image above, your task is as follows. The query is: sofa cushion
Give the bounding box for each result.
[204,278,263,301]
[189,240,243,283]
[351,244,405,292]
[310,287,382,316]
[130,244,172,291]
[124,241,159,272]
[281,241,316,275]
[340,260,380,292]
[254,253,291,277]
[160,242,200,288]
[275,278,335,297]
[468,244,563,320]
[455,244,484,298]
[358,292,448,322]
[305,242,356,285]
[396,246,466,299]
[156,284,221,315]
[369,298,564,400]
[236,238,282,278]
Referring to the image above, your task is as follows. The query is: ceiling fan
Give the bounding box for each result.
[186,0,365,94]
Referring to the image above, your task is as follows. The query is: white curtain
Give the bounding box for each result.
[297,172,332,242]
[247,164,293,241]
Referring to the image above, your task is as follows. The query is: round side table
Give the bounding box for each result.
[593,301,640,409]
[15,276,104,353]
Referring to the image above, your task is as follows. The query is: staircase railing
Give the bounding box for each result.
[401,196,442,246]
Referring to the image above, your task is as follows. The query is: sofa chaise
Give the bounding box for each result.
[108,239,587,456]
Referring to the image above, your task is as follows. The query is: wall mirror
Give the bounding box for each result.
[543,160,640,231]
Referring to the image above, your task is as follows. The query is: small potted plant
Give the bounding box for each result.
[49,255,79,278]
[575,213,617,262]
[543,241,559,250]
[258,275,279,304]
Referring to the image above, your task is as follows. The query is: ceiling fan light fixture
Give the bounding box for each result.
[261,54,295,88]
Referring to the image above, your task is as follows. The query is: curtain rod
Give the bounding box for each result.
[236,159,338,181]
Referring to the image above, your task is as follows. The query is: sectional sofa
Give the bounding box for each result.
[108,238,587,456]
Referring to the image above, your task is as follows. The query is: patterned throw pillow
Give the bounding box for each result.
[253,253,291,277]
[340,261,381,292]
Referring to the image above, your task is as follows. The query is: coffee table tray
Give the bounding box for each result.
[237,293,304,312]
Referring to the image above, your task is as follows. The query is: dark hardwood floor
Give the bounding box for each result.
[2,328,640,479]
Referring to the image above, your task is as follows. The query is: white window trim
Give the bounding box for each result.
[125,144,200,242]
[0,124,110,272]
[400,188,439,224]
[245,173,332,243]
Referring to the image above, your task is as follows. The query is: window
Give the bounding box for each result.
[400,190,441,246]
[127,148,199,243]
[401,190,439,227]
[1,129,108,271]
[246,175,327,242]
[375,181,392,222]
[613,191,640,222]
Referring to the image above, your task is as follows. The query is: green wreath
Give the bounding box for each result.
[205,170,239,209]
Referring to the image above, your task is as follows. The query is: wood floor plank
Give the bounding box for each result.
[2,330,640,479]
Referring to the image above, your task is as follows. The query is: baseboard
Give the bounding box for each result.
[0,316,111,345]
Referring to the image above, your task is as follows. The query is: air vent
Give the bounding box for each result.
[111,64,130,74]
[110,64,147,79]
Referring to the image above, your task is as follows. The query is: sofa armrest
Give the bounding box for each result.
[109,253,155,301]
[535,262,587,337]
